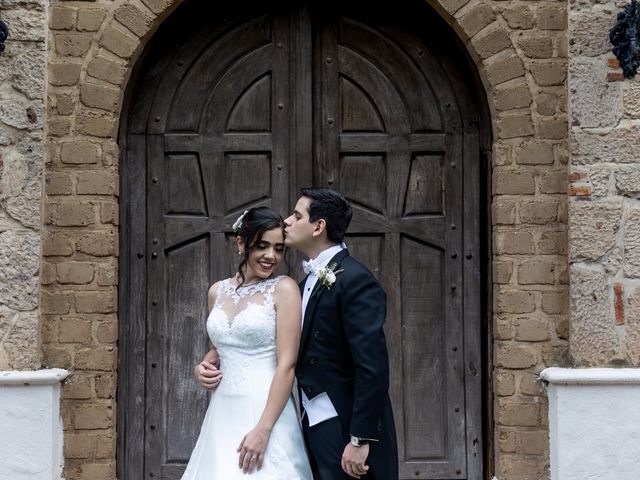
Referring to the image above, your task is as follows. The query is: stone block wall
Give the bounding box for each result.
[0,0,46,370]
[480,1,569,477]
[568,0,640,367]
[42,3,122,479]
[37,0,569,478]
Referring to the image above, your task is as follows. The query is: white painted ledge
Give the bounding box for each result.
[541,367,640,480]
[0,368,69,385]
[540,366,640,384]
[0,369,68,480]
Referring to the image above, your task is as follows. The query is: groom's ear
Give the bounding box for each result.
[311,218,327,238]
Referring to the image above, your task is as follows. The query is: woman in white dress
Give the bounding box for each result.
[182,207,313,479]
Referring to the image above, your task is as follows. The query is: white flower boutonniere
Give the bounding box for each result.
[312,262,344,296]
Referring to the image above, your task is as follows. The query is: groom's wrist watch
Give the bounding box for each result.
[350,436,369,447]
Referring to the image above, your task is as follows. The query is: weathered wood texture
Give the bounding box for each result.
[120,1,486,478]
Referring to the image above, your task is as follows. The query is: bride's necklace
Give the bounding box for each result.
[233,274,271,288]
[228,275,274,303]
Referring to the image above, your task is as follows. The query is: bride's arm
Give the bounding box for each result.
[237,276,301,473]
[194,282,222,388]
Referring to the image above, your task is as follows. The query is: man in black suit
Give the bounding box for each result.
[284,188,398,480]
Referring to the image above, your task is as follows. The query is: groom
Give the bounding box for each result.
[283,188,398,480]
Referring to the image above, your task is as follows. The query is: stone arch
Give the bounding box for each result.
[77,0,541,135]
[42,0,568,477]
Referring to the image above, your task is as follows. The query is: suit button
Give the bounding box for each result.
[314,330,320,338]
[310,358,315,365]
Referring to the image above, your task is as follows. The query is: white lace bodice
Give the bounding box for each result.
[183,274,312,480]
[206,275,283,394]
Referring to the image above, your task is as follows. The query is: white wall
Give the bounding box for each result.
[541,367,640,480]
[0,369,68,480]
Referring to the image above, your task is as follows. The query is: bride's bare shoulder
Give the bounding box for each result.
[275,275,300,294]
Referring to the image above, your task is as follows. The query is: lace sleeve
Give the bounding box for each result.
[265,275,287,306]
[207,280,225,313]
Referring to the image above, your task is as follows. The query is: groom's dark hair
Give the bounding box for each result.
[300,188,352,243]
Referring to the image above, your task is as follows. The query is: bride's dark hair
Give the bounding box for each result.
[234,206,286,289]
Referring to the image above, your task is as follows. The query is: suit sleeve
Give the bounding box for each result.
[339,268,389,440]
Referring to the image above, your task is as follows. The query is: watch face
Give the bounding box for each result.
[350,437,368,447]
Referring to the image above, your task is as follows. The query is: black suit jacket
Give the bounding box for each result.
[296,249,392,440]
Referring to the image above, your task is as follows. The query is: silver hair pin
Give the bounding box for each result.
[232,210,249,233]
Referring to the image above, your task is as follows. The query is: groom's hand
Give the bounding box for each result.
[341,443,370,479]
[194,361,222,389]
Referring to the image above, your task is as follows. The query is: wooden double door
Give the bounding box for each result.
[119,1,487,479]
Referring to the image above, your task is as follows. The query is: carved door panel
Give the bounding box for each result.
[312,6,482,478]
[120,2,484,479]
[121,5,308,479]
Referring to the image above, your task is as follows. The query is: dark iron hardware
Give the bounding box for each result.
[611,0,640,78]
[0,21,8,55]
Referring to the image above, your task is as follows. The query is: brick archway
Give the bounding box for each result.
[42,0,567,477]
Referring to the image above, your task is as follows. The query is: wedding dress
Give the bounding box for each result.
[181,275,313,480]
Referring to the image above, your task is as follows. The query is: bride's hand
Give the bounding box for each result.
[237,425,271,473]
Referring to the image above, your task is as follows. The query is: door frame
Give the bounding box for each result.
[116,2,494,478]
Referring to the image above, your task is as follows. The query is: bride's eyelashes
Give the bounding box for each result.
[252,241,285,253]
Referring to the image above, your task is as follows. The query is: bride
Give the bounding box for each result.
[182,207,313,479]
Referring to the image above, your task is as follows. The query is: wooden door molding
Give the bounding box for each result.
[312,5,487,477]
[119,2,491,479]
[119,4,304,478]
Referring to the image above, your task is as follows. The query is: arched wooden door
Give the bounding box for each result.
[119,1,487,479]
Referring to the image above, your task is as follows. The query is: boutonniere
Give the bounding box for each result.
[311,262,344,296]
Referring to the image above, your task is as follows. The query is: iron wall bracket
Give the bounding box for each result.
[611,0,640,78]
[0,20,8,54]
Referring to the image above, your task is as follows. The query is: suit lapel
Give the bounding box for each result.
[299,276,307,296]
[300,284,322,348]
[299,249,350,355]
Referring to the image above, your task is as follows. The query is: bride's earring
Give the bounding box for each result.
[238,250,243,256]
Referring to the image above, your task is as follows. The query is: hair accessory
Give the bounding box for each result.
[232,210,249,233]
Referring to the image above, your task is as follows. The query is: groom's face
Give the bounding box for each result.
[284,197,316,248]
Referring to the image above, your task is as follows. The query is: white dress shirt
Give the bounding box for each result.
[300,243,344,426]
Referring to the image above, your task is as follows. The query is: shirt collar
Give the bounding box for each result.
[308,243,346,271]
